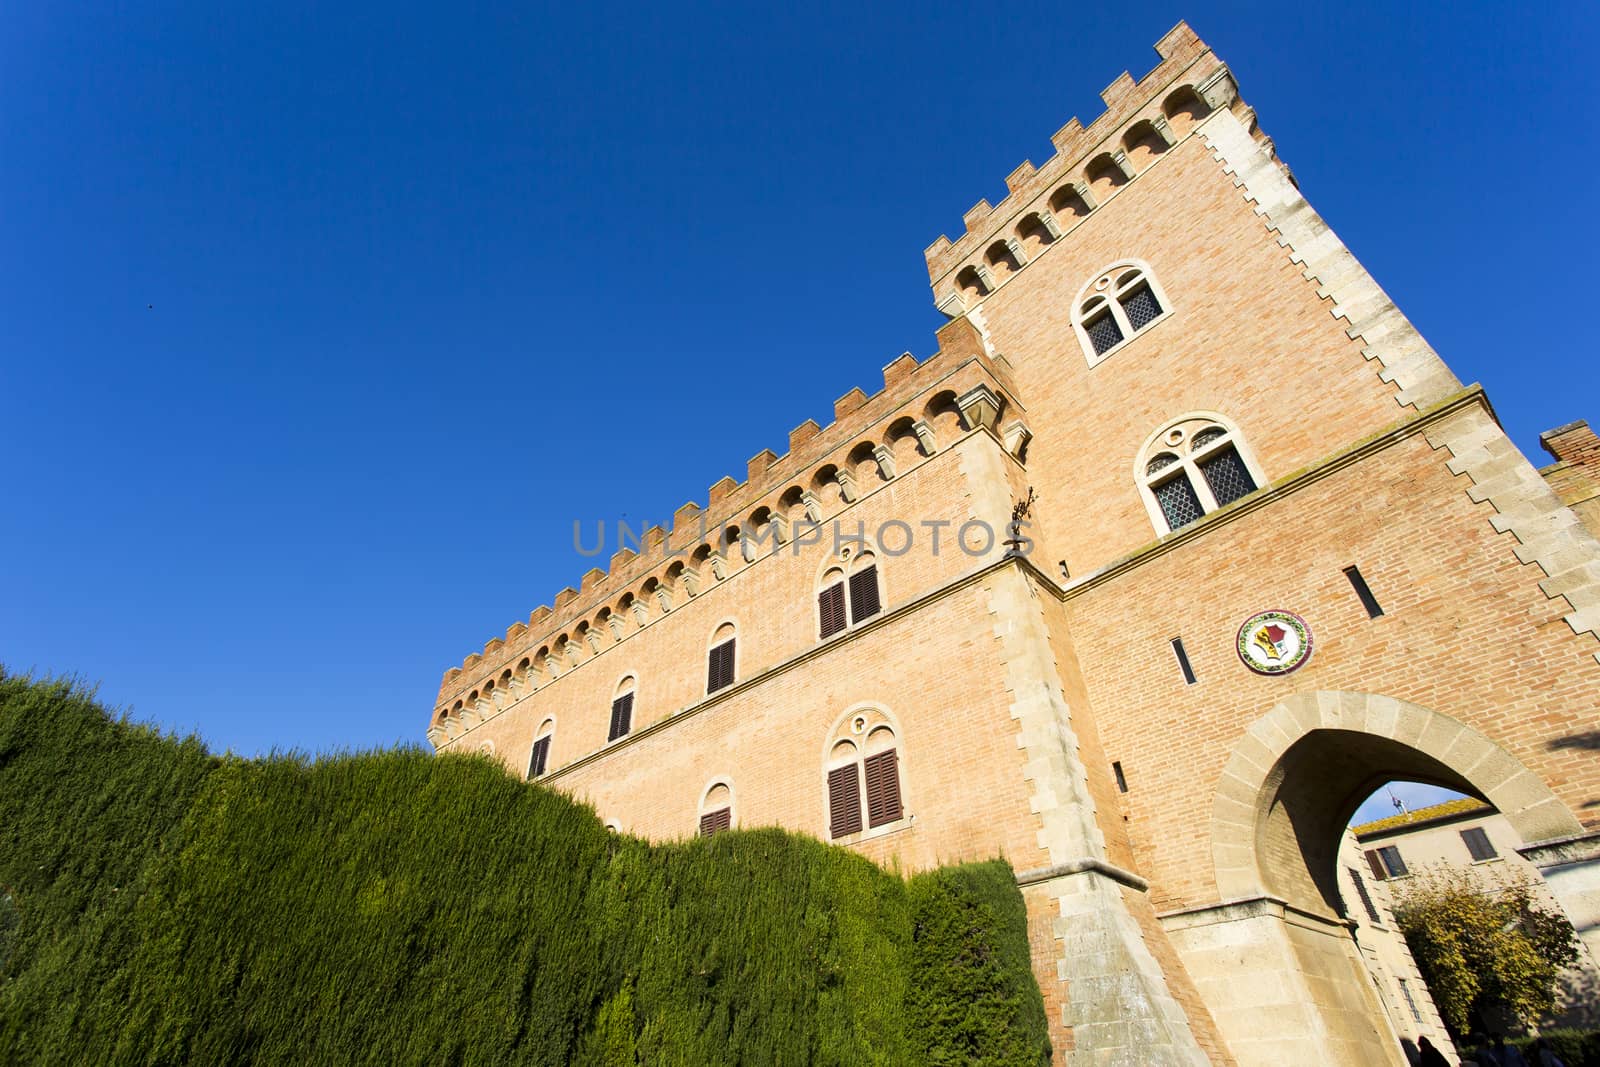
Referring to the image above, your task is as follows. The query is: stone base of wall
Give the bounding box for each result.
[1161,898,1406,1067]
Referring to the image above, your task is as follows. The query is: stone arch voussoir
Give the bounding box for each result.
[1210,690,1582,904]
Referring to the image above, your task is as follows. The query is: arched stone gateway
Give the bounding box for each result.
[1210,691,1582,912]
[1171,691,1593,1066]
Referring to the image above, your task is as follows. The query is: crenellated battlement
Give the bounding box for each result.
[922,22,1245,311]
[430,314,1030,731]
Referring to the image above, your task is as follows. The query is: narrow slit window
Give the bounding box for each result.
[1170,638,1197,684]
[1112,761,1128,793]
[1343,565,1384,618]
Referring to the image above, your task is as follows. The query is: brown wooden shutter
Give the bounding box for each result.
[608,692,634,741]
[529,736,550,778]
[848,566,881,622]
[827,764,862,838]
[818,582,847,638]
[1363,849,1387,881]
[698,807,731,837]
[863,748,902,827]
[708,639,735,693]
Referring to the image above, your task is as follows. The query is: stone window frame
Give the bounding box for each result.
[820,705,909,843]
[528,716,556,779]
[607,673,638,744]
[1071,258,1173,368]
[697,777,736,837]
[706,619,739,694]
[1134,411,1266,535]
[816,542,885,641]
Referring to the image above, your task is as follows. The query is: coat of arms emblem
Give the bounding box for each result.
[1236,610,1312,675]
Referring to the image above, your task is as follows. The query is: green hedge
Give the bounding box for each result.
[1510,1029,1600,1067]
[0,671,1050,1065]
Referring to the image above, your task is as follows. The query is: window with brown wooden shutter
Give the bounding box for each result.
[607,692,633,741]
[698,807,731,837]
[1364,849,1387,881]
[848,566,881,622]
[863,748,902,827]
[528,736,550,778]
[828,764,862,838]
[707,639,735,693]
[818,582,847,638]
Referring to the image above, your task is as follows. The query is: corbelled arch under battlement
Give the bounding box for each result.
[1209,690,1583,914]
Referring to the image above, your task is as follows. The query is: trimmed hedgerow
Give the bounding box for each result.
[0,671,1049,1064]
[906,862,1052,1066]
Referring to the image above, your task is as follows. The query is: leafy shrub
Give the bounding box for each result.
[1392,865,1580,1033]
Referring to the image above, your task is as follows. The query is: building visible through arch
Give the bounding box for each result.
[424,22,1600,1065]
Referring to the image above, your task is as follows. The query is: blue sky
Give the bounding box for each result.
[3,1,1596,790]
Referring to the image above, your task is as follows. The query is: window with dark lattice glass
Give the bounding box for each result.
[848,565,881,623]
[698,807,731,837]
[1198,445,1257,507]
[1347,867,1382,923]
[818,582,847,638]
[1084,307,1123,354]
[1120,282,1162,330]
[863,749,902,828]
[1460,826,1497,861]
[828,764,862,838]
[608,692,633,741]
[707,639,735,693]
[529,736,550,778]
[1153,473,1204,531]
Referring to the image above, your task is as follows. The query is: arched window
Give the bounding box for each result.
[529,718,554,779]
[1137,414,1265,533]
[698,780,733,837]
[1072,260,1172,366]
[824,711,904,839]
[608,676,635,742]
[817,550,882,639]
[707,622,736,694]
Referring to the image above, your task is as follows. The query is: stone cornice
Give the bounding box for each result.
[1015,858,1150,893]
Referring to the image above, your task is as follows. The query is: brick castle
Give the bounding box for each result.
[424,22,1600,1064]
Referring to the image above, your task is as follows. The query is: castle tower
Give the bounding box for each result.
[427,23,1600,1064]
